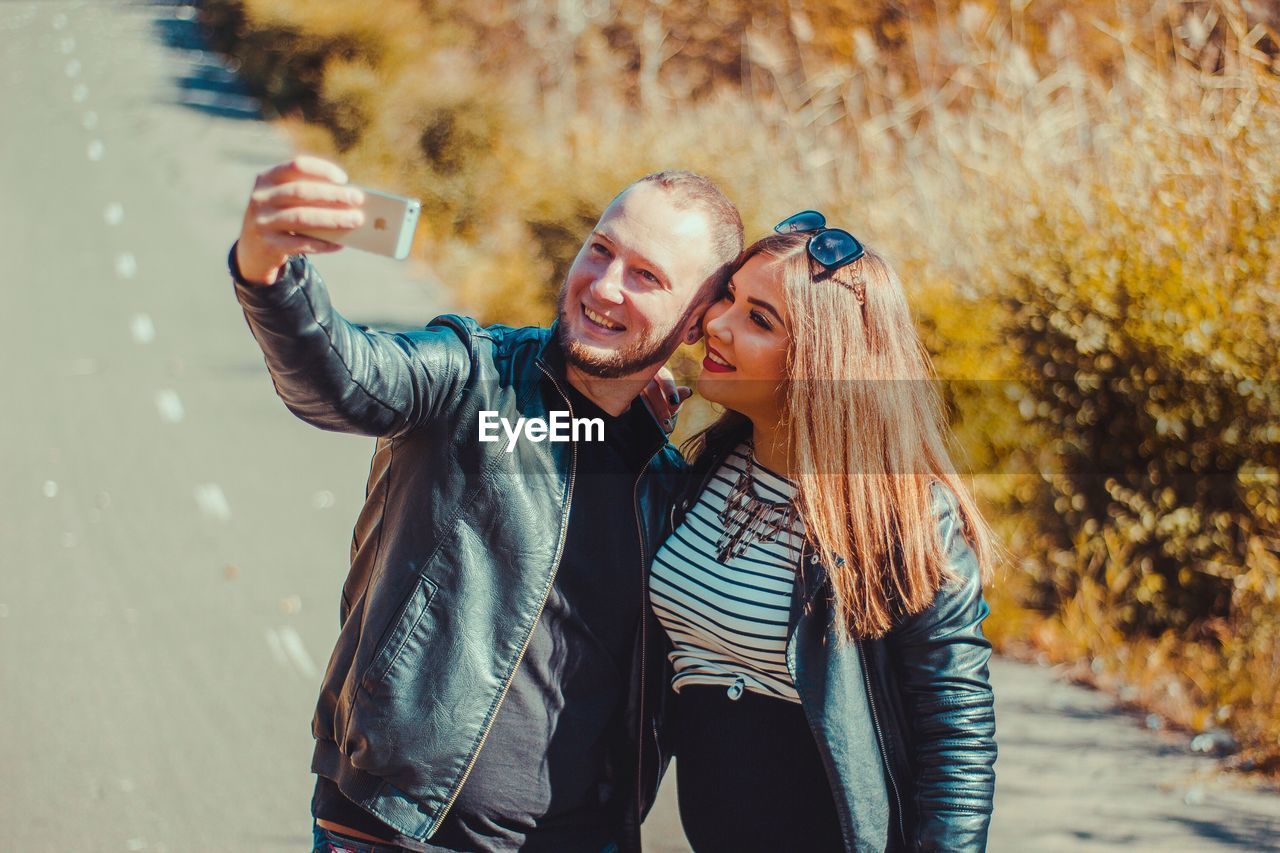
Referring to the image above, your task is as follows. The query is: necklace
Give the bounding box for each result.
[716,446,797,563]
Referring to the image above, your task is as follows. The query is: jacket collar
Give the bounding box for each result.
[534,320,568,378]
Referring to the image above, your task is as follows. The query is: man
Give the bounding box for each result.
[228,156,743,852]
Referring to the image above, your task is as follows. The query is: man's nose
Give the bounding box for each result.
[589,262,625,304]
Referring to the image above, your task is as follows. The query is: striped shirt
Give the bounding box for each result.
[650,443,806,703]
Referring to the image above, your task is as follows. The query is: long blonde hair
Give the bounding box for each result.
[687,232,994,640]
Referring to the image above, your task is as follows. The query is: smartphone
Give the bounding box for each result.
[299,186,421,260]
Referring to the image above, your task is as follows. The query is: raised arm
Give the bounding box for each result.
[887,486,997,852]
[230,156,467,438]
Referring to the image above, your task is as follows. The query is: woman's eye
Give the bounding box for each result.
[638,269,659,284]
[591,242,610,256]
[751,311,772,330]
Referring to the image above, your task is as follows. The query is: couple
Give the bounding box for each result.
[229,158,996,853]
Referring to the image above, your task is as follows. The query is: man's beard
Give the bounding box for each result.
[556,288,694,379]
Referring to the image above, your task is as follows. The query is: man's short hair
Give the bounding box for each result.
[627,170,744,302]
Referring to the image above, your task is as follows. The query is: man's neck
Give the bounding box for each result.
[564,363,651,418]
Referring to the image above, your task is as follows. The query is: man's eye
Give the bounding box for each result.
[638,269,658,284]
[591,243,610,255]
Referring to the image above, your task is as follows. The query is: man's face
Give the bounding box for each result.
[557,183,718,379]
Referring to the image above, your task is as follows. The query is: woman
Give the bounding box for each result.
[649,212,997,852]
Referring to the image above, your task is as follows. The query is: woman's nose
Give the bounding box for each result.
[704,305,731,343]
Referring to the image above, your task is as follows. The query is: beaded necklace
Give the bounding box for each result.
[716,444,798,563]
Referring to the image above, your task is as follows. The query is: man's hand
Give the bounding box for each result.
[641,366,692,434]
[234,156,366,285]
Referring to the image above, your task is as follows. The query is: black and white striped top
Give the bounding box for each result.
[650,443,806,703]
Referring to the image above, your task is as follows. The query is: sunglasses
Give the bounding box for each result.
[774,210,865,281]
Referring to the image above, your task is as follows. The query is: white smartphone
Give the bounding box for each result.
[299,186,421,260]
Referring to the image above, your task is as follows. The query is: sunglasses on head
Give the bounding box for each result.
[774,210,865,282]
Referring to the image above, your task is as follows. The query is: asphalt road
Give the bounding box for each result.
[1,2,1278,851]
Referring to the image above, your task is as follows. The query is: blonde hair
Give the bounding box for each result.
[688,232,994,640]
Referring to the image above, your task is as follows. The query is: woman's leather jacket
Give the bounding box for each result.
[668,434,997,852]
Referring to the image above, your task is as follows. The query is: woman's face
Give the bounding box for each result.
[697,253,791,423]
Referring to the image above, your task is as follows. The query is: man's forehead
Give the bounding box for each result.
[595,184,714,260]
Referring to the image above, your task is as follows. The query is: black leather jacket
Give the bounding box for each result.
[671,432,997,852]
[232,252,683,850]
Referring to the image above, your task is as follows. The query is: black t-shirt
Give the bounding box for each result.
[314,378,656,851]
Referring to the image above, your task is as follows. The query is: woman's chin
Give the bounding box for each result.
[694,372,718,400]
[695,372,739,409]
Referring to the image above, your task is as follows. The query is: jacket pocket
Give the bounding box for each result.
[359,574,439,693]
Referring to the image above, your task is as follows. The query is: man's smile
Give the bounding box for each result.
[582,304,626,332]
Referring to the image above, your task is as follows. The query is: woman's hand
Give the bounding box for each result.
[641,366,692,434]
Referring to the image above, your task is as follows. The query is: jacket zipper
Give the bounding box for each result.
[432,362,578,832]
[858,637,907,847]
[632,445,664,828]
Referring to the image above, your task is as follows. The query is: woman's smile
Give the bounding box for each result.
[702,343,735,372]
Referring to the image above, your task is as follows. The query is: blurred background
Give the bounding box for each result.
[3,0,1279,849]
